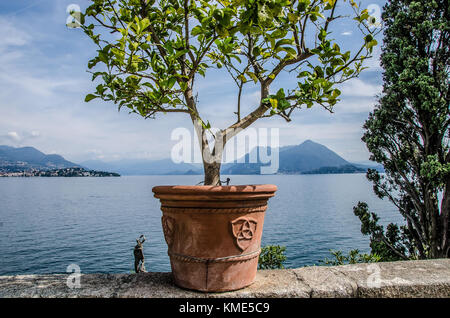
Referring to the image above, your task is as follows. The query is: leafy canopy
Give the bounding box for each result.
[354,0,450,260]
[81,0,377,124]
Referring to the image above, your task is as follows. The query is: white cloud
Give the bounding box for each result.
[341,31,353,36]
[7,131,21,142]
[0,17,31,50]
[336,98,377,113]
[340,78,382,98]
[0,17,30,66]
[0,130,43,146]
[363,45,382,71]
[0,17,77,98]
[0,71,83,97]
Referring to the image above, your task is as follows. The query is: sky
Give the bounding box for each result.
[0,0,386,164]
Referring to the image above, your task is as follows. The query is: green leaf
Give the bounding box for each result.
[246,71,259,83]
[276,88,285,99]
[279,99,290,110]
[364,34,374,43]
[271,29,288,39]
[274,38,294,49]
[279,46,297,57]
[191,25,203,36]
[366,39,378,51]
[237,74,247,83]
[140,18,150,32]
[297,0,310,12]
[288,12,299,23]
[167,77,177,89]
[85,94,98,102]
[297,71,310,78]
[319,29,327,41]
[173,49,189,60]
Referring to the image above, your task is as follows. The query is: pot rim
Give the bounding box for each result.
[152,184,277,195]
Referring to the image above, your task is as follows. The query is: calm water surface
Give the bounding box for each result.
[0,175,401,275]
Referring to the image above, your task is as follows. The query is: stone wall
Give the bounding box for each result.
[0,259,449,298]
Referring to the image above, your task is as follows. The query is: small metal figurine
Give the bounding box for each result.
[133,234,146,273]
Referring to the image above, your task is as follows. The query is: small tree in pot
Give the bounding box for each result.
[80,0,377,291]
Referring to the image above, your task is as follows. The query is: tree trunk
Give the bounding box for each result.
[201,132,225,186]
[203,161,222,186]
[441,176,450,257]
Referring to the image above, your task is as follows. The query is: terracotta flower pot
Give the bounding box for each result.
[152,184,277,292]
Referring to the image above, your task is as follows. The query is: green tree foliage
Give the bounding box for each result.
[258,245,287,269]
[319,249,381,266]
[355,0,450,260]
[80,0,377,185]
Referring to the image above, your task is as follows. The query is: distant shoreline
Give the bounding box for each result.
[0,167,120,177]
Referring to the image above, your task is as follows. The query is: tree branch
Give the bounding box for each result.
[265,51,314,86]
[222,102,271,143]
[184,0,196,64]
[376,235,410,260]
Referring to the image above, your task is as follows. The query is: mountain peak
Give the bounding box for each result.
[277,140,349,173]
[298,139,316,147]
[221,140,353,175]
[300,139,322,146]
[0,145,79,171]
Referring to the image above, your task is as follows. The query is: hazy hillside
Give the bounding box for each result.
[80,158,200,175]
[278,140,350,173]
[1,141,378,175]
[0,145,80,171]
[221,140,363,174]
[82,140,371,175]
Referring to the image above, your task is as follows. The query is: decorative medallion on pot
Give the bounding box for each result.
[161,215,175,247]
[231,217,257,251]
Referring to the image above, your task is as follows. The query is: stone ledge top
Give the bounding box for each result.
[0,259,449,298]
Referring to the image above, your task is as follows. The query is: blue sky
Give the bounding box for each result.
[0,0,386,164]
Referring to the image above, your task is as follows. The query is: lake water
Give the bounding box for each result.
[0,174,401,275]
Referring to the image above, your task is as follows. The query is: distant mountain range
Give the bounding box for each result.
[0,145,81,172]
[79,158,199,176]
[80,140,383,175]
[0,141,383,175]
[220,140,358,175]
